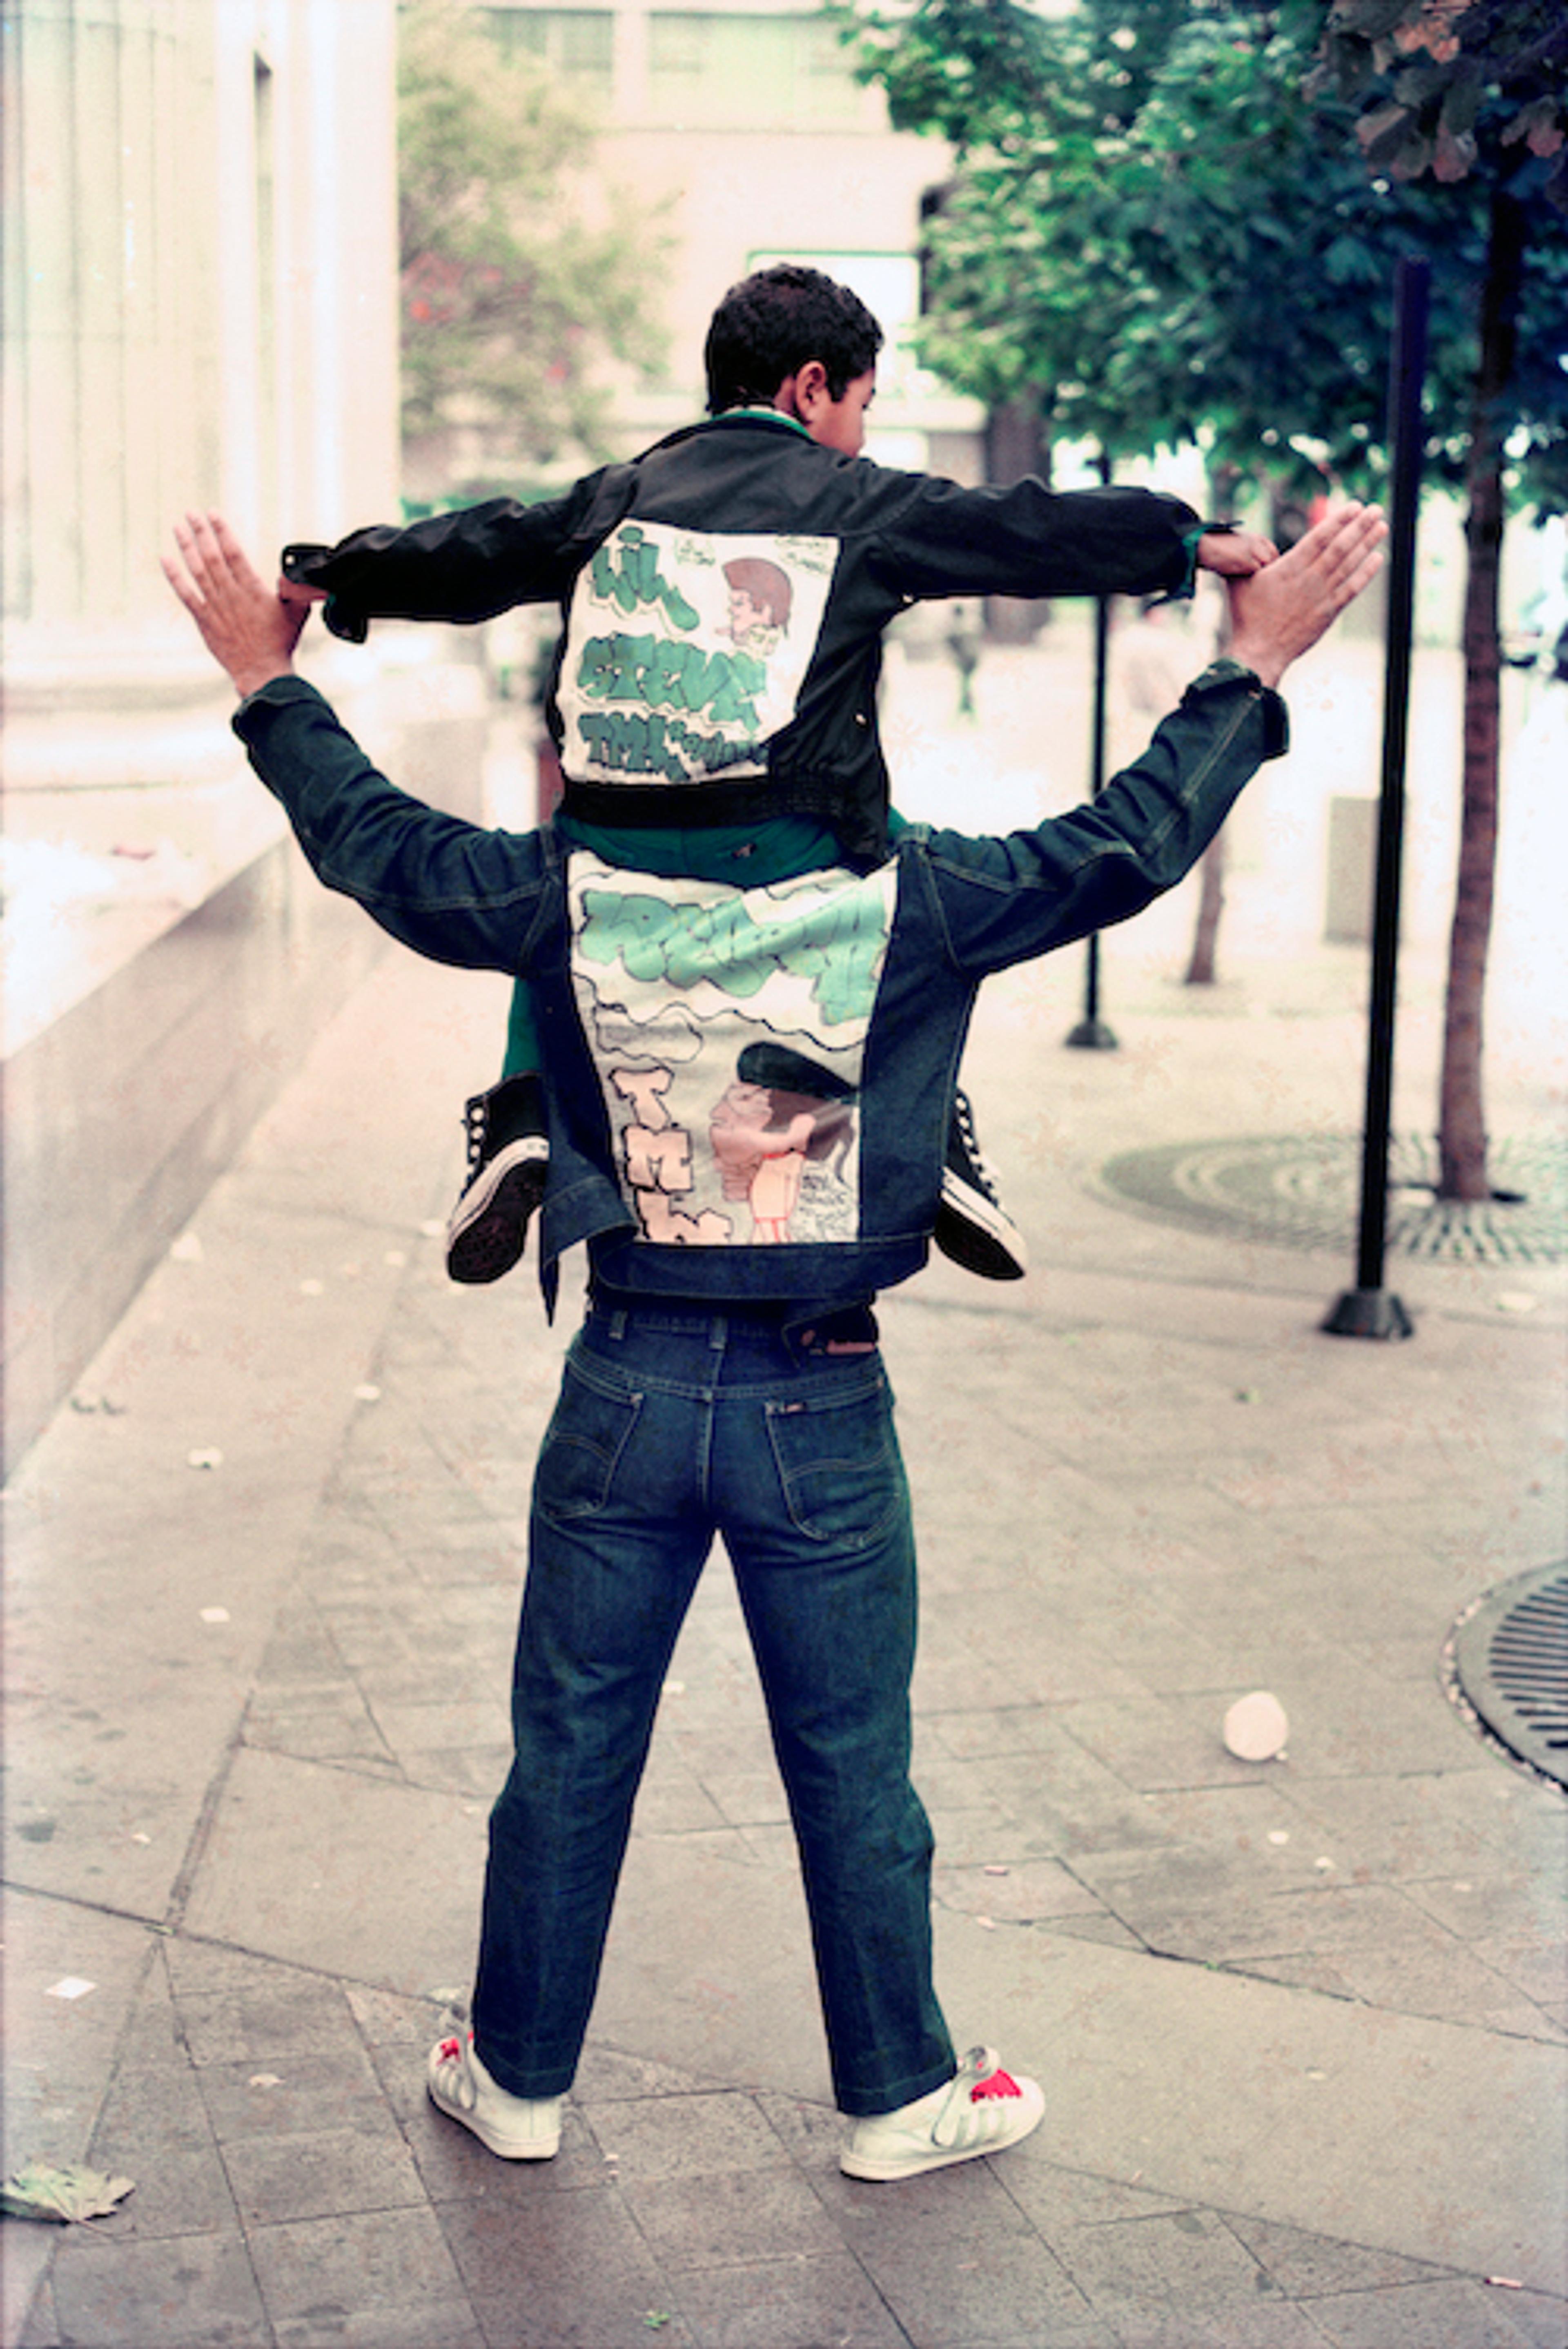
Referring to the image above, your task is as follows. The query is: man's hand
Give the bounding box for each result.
[1225,502,1388,689]
[162,511,310,698]
[1196,528,1278,578]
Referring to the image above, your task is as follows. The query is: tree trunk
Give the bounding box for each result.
[1184,836,1228,985]
[1184,460,1241,986]
[1437,188,1526,1201]
[984,392,1051,644]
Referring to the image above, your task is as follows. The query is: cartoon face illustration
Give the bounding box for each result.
[708,1044,858,1244]
[723,557,793,657]
[568,853,889,1249]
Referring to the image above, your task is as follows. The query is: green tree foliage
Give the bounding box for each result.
[399,0,666,473]
[1316,0,1567,194]
[841,0,1566,510]
[841,0,1568,1197]
[1313,0,1568,1199]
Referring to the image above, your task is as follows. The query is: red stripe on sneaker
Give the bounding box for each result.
[971,2068,1021,2101]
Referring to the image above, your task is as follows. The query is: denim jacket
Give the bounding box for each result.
[233,661,1284,1313]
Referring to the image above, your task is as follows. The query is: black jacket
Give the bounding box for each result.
[283,413,1203,859]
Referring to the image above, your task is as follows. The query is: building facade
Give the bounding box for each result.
[479,0,985,477]
[2,0,401,1471]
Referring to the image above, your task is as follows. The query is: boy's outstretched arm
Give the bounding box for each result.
[163,511,310,696]
[1225,502,1387,687]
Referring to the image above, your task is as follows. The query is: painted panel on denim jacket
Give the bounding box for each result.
[556,520,837,788]
[566,851,895,1248]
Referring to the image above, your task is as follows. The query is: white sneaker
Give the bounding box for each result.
[427,2031,563,2160]
[840,2046,1044,2181]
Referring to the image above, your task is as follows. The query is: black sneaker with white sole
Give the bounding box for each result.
[934,1089,1027,1281]
[447,1074,549,1284]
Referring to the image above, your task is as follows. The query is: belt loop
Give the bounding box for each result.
[609,1309,627,1342]
[708,1315,726,1353]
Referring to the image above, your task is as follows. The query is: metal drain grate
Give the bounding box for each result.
[1097,1132,1566,1264]
[1449,1564,1568,1786]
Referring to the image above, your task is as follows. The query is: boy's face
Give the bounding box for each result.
[777,362,877,458]
[806,368,877,458]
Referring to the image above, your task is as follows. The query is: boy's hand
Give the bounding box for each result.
[1225,502,1387,689]
[1196,527,1278,577]
[162,511,310,698]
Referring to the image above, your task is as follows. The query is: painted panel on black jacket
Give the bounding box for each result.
[557,520,839,787]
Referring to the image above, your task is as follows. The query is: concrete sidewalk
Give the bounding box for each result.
[5,644,1566,2347]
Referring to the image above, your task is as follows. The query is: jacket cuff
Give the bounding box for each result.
[280,544,369,645]
[232,673,329,733]
[1183,658,1289,758]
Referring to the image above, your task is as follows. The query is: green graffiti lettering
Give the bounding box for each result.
[588,525,700,631]
[576,637,616,700]
[792,888,888,1025]
[578,888,676,977]
[577,879,888,1026]
[576,631,762,740]
[705,650,766,730]
[578,714,614,764]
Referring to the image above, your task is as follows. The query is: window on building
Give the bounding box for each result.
[646,13,863,129]
[484,9,615,99]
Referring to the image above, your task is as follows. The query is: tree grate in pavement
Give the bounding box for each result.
[1448,1563,1568,1788]
[1096,1131,1566,1264]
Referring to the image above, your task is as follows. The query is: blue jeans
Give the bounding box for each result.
[471,1300,956,2117]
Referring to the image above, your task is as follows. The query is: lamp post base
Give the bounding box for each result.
[1322,1287,1414,1340]
[1065,1017,1118,1052]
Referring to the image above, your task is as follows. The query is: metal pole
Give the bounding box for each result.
[1067,455,1119,1051]
[1323,254,1428,1340]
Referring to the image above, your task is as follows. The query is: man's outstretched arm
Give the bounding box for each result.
[163,511,549,974]
[924,501,1387,975]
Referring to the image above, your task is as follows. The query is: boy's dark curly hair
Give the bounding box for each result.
[704,263,883,416]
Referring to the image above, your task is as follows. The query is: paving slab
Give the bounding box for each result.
[928,1912,1568,2294]
[177,1747,488,1995]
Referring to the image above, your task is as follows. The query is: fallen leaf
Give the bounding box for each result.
[0,2160,134,2224]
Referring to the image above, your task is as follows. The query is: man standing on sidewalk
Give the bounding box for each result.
[163,499,1385,2182]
